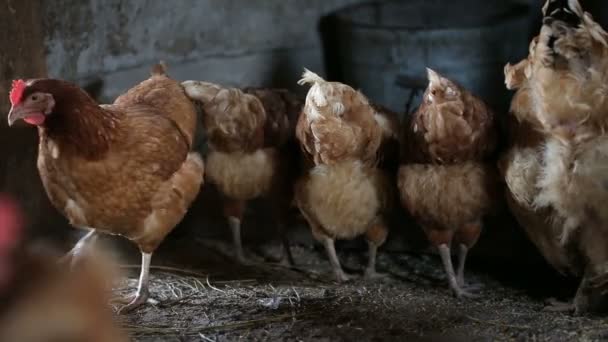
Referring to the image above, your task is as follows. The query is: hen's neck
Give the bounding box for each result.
[42,92,121,160]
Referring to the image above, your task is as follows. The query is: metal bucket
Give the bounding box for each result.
[323,0,532,115]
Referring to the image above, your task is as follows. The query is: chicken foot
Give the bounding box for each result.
[546,269,594,315]
[364,221,387,279]
[456,244,483,291]
[114,252,152,314]
[543,298,575,313]
[364,242,385,279]
[589,273,608,296]
[438,244,479,299]
[60,229,99,268]
[255,222,295,266]
[281,228,295,266]
[322,237,352,283]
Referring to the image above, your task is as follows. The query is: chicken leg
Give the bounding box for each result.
[255,221,295,266]
[322,236,352,283]
[60,229,99,268]
[364,220,388,279]
[115,252,152,314]
[280,227,295,266]
[438,244,478,299]
[456,244,483,291]
[228,217,247,264]
[545,268,593,315]
[364,242,381,279]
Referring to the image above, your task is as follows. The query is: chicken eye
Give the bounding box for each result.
[430,90,437,96]
[31,95,39,101]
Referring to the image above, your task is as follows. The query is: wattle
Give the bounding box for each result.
[23,113,46,126]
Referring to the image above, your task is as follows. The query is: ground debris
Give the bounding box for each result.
[113,239,608,342]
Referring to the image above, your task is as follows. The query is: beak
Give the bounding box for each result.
[7,105,23,127]
[6,105,33,127]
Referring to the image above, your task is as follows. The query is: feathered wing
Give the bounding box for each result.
[182,80,267,152]
[297,69,383,165]
[408,85,496,163]
[499,113,575,275]
[243,88,302,148]
[115,65,197,148]
[372,104,401,172]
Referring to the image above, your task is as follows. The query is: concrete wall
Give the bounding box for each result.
[44,0,365,101]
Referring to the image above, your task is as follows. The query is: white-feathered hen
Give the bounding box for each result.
[501,0,608,314]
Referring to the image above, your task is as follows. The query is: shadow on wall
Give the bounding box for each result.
[319,0,533,115]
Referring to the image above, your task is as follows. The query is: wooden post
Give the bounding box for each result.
[0,0,66,241]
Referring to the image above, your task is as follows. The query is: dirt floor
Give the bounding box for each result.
[105,235,608,342]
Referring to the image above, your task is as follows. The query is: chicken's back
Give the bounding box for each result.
[114,63,197,147]
[405,81,496,164]
[243,88,302,148]
[296,70,383,166]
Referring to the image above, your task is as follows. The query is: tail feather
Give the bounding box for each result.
[151,61,168,76]
[297,68,326,86]
[542,0,582,27]
[181,80,223,103]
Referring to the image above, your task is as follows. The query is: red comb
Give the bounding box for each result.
[9,80,26,106]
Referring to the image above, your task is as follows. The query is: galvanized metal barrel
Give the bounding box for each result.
[323,0,533,115]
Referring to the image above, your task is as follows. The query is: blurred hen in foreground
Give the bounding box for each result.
[0,194,128,342]
[294,69,399,282]
[6,63,205,313]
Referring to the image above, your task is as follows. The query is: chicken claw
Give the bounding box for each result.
[113,252,152,314]
[364,268,387,280]
[543,298,575,313]
[456,244,484,292]
[438,244,481,299]
[321,237,353,283]
[454,288,481,299]
[335,269,354,283]
[115,290,149,314]
[589,273,608,295]
[363,242,387,280]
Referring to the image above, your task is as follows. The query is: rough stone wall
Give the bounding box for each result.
[44,0,365,101]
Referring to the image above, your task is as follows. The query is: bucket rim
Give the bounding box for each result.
[332,0,532,31]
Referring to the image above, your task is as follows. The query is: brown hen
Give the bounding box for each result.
[294,69,399,282]
[398,68,499,298]
[181,81,301,264]
[6,63,205,313]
